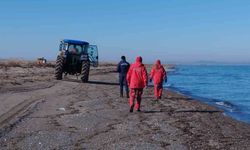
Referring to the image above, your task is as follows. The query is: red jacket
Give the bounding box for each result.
[150,60,166,84]
[126,57,148,89]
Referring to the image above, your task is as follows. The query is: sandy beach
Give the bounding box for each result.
[0,63,250,150]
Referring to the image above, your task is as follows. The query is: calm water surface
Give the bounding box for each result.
[166,65,250,123]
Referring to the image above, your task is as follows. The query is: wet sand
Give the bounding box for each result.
[0,64,250,150]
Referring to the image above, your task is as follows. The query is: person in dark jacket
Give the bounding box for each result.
[117,56,130,98]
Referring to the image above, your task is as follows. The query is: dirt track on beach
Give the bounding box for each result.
[0,64,250,150]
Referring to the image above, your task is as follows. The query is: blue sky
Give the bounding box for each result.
[0,0,250,63]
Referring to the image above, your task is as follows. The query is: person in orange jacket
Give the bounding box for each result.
[150,59,167,100]
[126,56,148,112]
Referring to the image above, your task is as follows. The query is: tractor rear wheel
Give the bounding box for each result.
[81,61,90,82]
[55,56,64,80]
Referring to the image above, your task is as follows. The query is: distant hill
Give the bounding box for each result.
[190,61,250,65]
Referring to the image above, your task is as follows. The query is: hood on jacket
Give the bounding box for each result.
[134,56,143,67]
[156,60,161,65]
[136,56,142,63]
[155,59,162,69]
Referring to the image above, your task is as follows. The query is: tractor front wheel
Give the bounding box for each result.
[55,56,64,80]
[81,61,90,82]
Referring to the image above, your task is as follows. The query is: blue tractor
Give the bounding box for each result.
[55,39,98,82]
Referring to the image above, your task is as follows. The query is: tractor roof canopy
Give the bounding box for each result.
[62,39,89,45]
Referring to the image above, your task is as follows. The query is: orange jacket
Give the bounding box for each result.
[150,60,166,84]
[126,57,148,89]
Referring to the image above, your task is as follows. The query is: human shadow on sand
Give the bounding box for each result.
[61,78,119,85]
[142,109,169,114]
[87,81,119,86]
[143,110,163,113]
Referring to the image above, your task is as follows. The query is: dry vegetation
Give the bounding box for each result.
[98,62,117,67]
[0,61,119,68]
[0,60,55,86]
[0,60,55,68]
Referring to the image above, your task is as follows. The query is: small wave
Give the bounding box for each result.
[163,83,172,88]
[215,101,236,112]
[215,101,233,108]
[166,68,176,72]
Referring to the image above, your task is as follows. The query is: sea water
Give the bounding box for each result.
[166,65,250,124]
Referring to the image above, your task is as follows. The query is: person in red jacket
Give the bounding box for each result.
[150,59,167,100]
[126,56,148,112]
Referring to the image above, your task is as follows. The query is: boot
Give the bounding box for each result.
[126,92,129,98]
[120,91,123,97]
[130,106,133,113]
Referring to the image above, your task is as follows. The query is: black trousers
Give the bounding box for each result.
[119,75,129,96]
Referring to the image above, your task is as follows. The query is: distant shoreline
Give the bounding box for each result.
[1,58,250,65]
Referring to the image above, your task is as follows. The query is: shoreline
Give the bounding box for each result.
[166,86,250,125]
[166,64,250,125]
[0,64,250,149]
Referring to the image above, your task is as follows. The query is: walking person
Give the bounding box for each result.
[126,56,148,112]
[150,59,167,100]
[117,56,130,98]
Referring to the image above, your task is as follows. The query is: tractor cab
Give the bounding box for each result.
[59,39,98,67]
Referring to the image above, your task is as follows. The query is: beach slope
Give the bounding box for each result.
[0,64,250,150]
